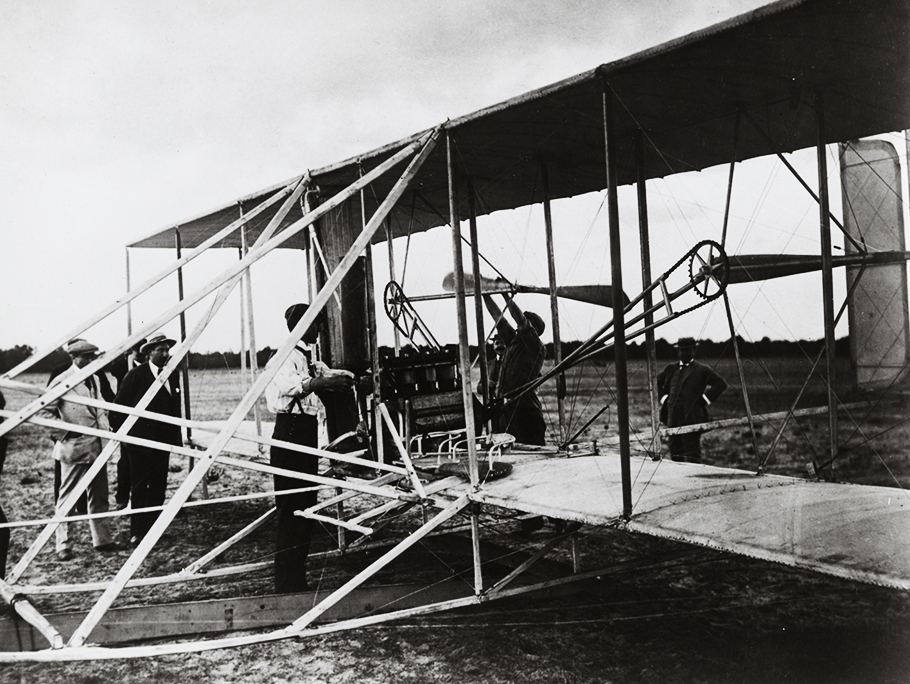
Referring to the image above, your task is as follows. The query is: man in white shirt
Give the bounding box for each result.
[266,303,353,593]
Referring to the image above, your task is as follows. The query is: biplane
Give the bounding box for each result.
[0,0,908,661]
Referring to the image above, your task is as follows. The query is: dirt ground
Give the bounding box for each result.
[1,361,909,683]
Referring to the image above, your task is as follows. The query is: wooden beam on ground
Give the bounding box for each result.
[0,582,474,652]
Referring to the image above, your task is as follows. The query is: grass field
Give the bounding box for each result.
[0,359,909,683]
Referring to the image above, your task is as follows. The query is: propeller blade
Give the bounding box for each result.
[442,273,628,308]
[719,251,910,285]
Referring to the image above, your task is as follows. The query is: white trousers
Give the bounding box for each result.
[56,460,113,552]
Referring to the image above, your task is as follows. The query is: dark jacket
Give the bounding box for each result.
[110,363,182,447]
[657,361,727,427]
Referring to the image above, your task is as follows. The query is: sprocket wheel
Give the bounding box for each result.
[688,240,729,300]
[383,280,406,323]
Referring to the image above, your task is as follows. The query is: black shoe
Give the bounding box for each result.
[95,542,125,553]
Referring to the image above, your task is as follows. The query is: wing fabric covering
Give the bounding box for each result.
[840,139,910,389]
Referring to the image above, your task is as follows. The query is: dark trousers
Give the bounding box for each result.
[500,402,546,446]
[124,444,170,539]
[668,432,702,463]
[271,412,319,594]
[115,450,131,506]
[0,437,8,578]
[0,504,8,580]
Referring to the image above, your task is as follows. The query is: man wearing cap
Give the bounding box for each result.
[657,337,728,463]
[265,303,354,593]
[47,339,116,516]
[110,333,183,544]
[482,294,547,446]
[39,340,118,560]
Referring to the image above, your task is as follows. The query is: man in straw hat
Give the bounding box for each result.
[265,303,354,593]
[40,340,118,559]
[110,333,182,545]
[657,337,727,463]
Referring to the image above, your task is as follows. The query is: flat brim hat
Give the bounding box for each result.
[676,337,698,349]
[66,340,100,357]
[140,333,177,355]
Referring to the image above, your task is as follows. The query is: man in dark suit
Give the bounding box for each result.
[107,339,147,510]
[657,337,727,463]
[110,333,183,544]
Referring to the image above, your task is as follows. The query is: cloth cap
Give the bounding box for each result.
[524,311,545,336]
[676,337,698,349]
[66,340,99,357]
[140,333,176,355]
[284,303,309,332]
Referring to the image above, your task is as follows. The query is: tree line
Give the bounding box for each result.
[0,337,850,376]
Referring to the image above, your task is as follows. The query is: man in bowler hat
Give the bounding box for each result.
[110,333,183,544]
[657,337,727,462]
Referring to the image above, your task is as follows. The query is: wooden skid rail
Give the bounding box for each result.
[0,582,474,656]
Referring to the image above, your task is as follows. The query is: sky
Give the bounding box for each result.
[2,0,906,359]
